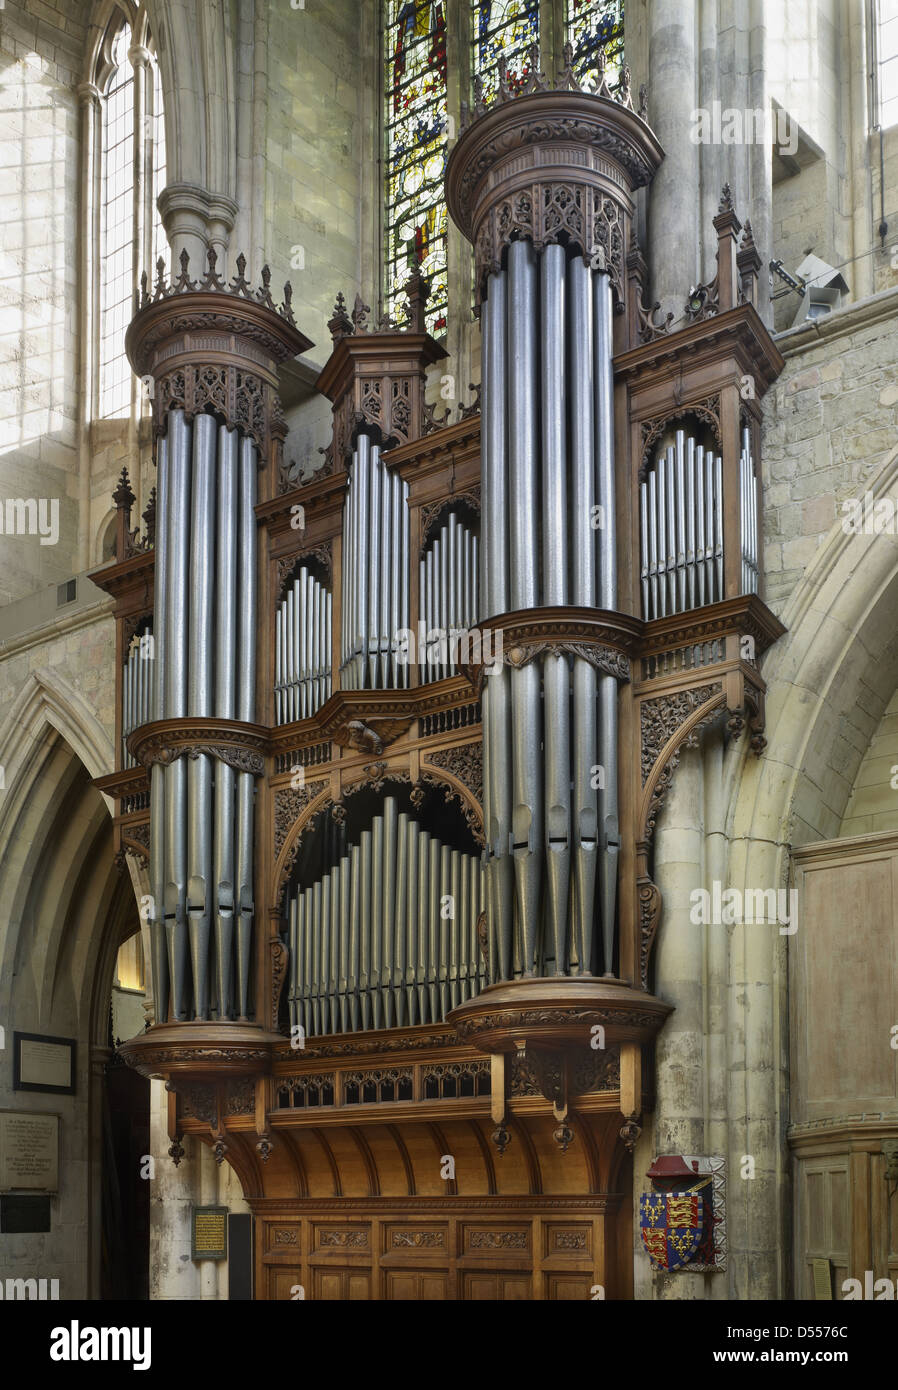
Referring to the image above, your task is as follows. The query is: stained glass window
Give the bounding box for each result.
[384,2,449,335]
[473,1,540,101]
[565,0,624,86]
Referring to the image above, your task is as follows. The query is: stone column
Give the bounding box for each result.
[647,0,700,319]
[649,744,707,1299]
[148,1080,201,1299]
[157,184,239,275]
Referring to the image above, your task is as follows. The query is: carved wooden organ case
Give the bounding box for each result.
[95,53,785,1299]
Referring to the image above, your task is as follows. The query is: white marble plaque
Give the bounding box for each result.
[18,1038,73,1090]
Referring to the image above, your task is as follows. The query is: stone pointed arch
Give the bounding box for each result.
[729,439,898,862]
[0,666,114,826]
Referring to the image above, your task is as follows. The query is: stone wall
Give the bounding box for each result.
[840,686,898,837]
[0,1,88,603]
[761,287,898,612]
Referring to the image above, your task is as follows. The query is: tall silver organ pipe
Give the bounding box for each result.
[479,245,620,981]
[340,434,409,690]
[418,510,479,681]
[148,409,259,1023]
[740,426,759,594]
[639,427,730,618]
[274,565,333,722]
[150,433,169,1025]
[287,798,485,1037]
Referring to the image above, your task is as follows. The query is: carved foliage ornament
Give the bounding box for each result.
[473,180,628,313]
[420,488,481,550]
[504,639,630,683]
[138,738,264,777]
[640,686,722,785]
[153,362,272,463]
[639,397,722,478]
[276,545,333,597]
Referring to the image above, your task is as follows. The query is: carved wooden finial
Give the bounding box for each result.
[153,255,167,299]
[556,41,578,92]
[281,280,296,324]
[328,289,353,341]
[719,182,734,214]
[256,263,275,309]
[351,292,371,334]
[230,251,252,297]
[497,55,512,102]
[173,247,195,292]
[616,64,633,109]
[113,466,135,511]
[200,245,226,292]
[404,261,431,334]
[142,486,156,547]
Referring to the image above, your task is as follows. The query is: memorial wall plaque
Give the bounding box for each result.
[0,1111,59,1191]
[0,1193,52,1233]
[13,1032,75,1094]
[192,1206,228,1261]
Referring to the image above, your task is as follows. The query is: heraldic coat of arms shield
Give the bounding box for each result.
[639,1155,719,1271]
[639,1189,709,1271]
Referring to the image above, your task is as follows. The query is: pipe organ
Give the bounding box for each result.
[275,564,333,722]
[475,240,621,981]
[121,621,154,767]
[100,45,787,1302]
[151,413,260,1022]
[339,436,409,690]
[287,796,485,1037]
[638,423,759,620]
[419,507,479,680]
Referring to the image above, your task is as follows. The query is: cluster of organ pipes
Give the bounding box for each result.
[480,241,620,981]
[287,797,485,1036]
[739,426,760,596]
[121,624,154,767]
[638,425,759,621]
[340,433,409,690]
[274,566,333,724]
[149,410,258,1024]
[419,510,480,680]
[639,428,723,619]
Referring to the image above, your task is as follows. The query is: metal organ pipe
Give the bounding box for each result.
[186,413,216,1019]
[542,244,570,974]
[149,432,169,1023]
[163,410,191,1020]
[595,274,619,975]
[569,256,598,977]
